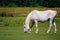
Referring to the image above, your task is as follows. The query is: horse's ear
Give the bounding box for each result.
[23,22,25,25]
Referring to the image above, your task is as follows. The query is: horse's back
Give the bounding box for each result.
[31,10,57,17]
[29,10,57,21]
[30,10,49,21]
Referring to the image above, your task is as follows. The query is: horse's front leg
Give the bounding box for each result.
[35,20,38,33]
[29,21,35,33]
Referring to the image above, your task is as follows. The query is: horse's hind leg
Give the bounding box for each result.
[47,17,57,33]
[53,19,57,33]
[52,18,57,33]
[47,19,53,33]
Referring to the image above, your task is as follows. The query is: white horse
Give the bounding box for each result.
[24,10,57,33]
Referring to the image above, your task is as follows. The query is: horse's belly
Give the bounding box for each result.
[38,15,49,21]
[39,18,48,21]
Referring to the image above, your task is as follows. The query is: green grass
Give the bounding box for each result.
[0,17,60,40]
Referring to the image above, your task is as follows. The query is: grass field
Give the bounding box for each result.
[0,17,60,40]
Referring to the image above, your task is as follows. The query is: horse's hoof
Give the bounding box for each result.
[28,32,31,33]
[35,32,38,34]
[54,30,57,33]
[46,32,49,33]
[54,31,57,33]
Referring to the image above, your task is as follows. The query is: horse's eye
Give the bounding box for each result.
[24,27,26,28]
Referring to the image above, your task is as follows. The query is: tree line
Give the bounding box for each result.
[0,0,60,7]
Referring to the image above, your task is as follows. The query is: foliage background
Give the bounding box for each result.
[0,0,60,7]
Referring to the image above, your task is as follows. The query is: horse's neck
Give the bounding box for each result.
[25,14,31,25]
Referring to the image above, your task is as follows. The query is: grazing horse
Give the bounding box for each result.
[24,10,57,33]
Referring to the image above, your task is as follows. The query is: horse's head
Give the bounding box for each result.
[24,23,29,33]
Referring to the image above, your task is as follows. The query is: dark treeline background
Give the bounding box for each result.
[0,0,60,8]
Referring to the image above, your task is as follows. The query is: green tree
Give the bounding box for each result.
[0,0,60,7]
